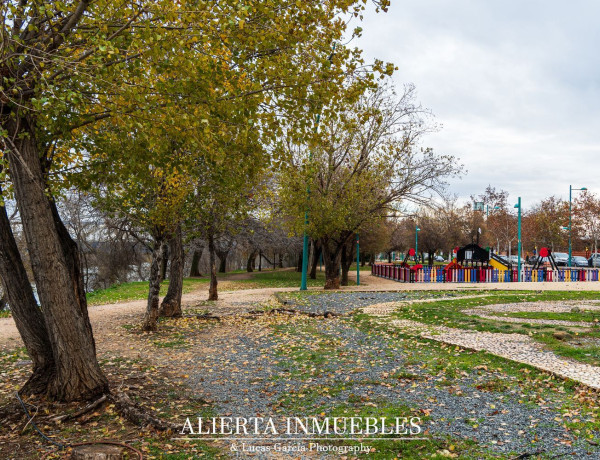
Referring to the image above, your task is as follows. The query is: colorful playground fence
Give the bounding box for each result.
[371,263,600,283]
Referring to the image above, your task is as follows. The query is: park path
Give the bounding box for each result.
[0,270,391,350]
[362,298,600,390]
[388,318,600,390]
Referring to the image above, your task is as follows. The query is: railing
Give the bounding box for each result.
[371,263,600,283]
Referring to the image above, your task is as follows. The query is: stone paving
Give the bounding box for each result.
[464,300,600,314]
[385,319,600,390]
[463,312,594,327]
[462,300,600,328]
[359,299,600,390]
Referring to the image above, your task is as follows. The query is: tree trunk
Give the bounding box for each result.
[258,250,262,271]
[160,225,184,318]
[4,118,107,401]
[369,254,375,266]
[278,253,284,268]
[208,234,218,301]
[340,242,354,287]
[246,250,257,272]
[296,251,302,272]
[0,196,55,395]
[321,238,343,290]
[217,251,228,273]
[159,242,169,282]
[142,236,165,331]
[189,247,203,277]
[309,241,322,279]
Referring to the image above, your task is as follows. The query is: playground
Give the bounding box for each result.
[373,244,600,284]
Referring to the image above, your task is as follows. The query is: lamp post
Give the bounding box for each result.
[486,205,500,218]
[514,198,522,281]
[300,113,323,291]
[300,44,336,291]
[415,226,421,264]
[569,185,587,267]
[356,233,360,286]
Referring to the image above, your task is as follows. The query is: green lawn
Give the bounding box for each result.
[490,310,600,323]
[85,269,354,306]
[87,278,208,305]
[390,290,600,366]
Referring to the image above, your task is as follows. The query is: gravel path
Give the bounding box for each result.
[278,291,475,316]
[184,314,600,458]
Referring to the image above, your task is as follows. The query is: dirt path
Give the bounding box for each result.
[3,270,600,351]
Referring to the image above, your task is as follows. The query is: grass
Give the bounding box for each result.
[85,269,359,306]
[241,269,356,288]
[0,309,10,318]
[268,313,600,458]
[389,290,600,366]
[86,277,208,305]
[491,310,600,323]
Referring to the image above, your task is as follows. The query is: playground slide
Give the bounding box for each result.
[489,253,509,271]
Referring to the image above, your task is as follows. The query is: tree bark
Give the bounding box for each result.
[189,247,203,277]
[340,242,354,287]
[4,118,107,401]
[142,236,165,331]
[296,251,302,272]
[217,251,228,273]
[258,250,262,271]
[159,242,169,283]
[278,253,284,268]
[0,197,55,395]
[159,225,183,318]
[309,240,322,279]
[246,250,257,272]
[208,234,218,301]
[321,238,343,290]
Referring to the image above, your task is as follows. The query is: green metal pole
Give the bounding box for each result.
[415,226,420,263]
[569,185,572,268]
[300,114,321,290]
[356,233,360,286]
[517,197,522,281]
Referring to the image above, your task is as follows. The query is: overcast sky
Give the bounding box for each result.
[357,0,600,207]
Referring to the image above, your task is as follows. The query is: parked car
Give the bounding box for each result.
[553,252,569,266]
[571,256,589,267]
[508,255,525,265]
[589,253,600,267]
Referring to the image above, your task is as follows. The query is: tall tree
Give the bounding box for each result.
[279,83,461,288]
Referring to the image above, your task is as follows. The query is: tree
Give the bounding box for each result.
[279,83,461,288]
[2,0,389,399]
[574,191,600,254]
[525,197,568,252]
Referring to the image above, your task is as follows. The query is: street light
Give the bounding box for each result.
[415,226,421,264]
[514,198,522,281]
[356,233,360,286]
[486,205,500,218]
[569,185,587,267]
[300,44,336,291]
